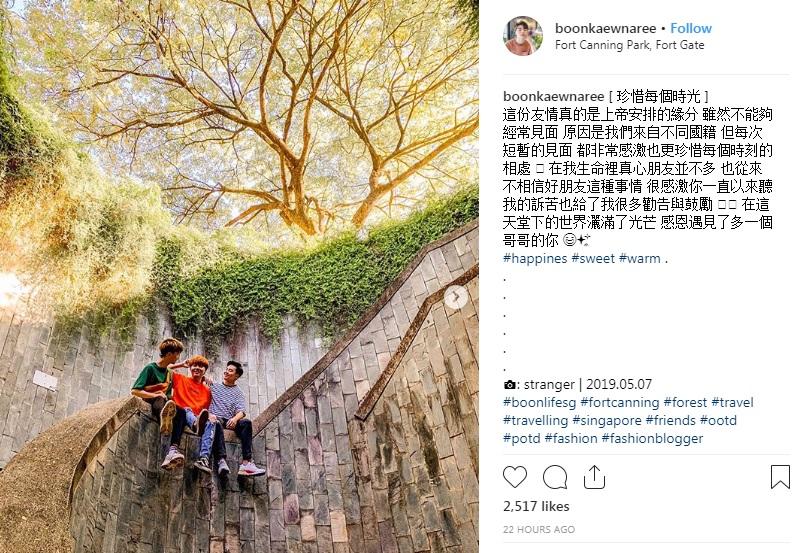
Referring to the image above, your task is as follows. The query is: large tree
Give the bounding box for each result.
[23,0,478,235]
[320,1,478,227]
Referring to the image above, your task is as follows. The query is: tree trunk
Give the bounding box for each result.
[351,186,387,228]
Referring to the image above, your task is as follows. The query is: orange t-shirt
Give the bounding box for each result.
[505,39,533,56]
[172,373,211,415]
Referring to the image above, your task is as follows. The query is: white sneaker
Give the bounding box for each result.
[238,460,265,476]
[161,447,185,470]
[217,458,230,477]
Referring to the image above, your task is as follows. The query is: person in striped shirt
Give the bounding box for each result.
[198,360,265,477]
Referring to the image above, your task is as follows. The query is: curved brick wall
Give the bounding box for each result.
[3,221,479,553]
[69,277,478,553]
[0,397,137,553]
[0,221,478,469]
[0,307,328,468]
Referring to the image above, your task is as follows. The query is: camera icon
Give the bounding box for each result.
[504,380,517,390]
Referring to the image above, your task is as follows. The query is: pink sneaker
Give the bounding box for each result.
[238,461,265,476]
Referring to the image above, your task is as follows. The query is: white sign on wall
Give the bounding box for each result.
[32,370,58,392]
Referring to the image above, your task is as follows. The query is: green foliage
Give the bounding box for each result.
[1,14,478,350]
[55,294,157,346]
[2,21,168,322]
[452,0,478,37]
[156,186,478,343]
[2,42,476,348]
[1,154,169,344]
[0,21,60,185]
[35,168,169,306]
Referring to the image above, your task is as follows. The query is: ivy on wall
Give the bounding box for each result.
[0,29,59,185]
[154,186,478,345]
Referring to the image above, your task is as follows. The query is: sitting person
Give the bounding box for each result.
[202,360,265,477]
[159,355,213,470]
[130,338,184,435]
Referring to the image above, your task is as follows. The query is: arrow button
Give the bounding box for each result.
[584,464,606,490]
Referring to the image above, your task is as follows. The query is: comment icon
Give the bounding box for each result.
[543,464,568,490]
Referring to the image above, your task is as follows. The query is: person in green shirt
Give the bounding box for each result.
[131,337,184,440]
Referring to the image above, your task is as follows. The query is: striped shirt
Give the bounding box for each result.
[209,383,246,420]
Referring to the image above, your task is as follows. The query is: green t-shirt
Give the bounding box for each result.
[132,362,173,397]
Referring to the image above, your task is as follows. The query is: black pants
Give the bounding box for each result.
[145,397,165,419]
[144,398,192,450]
[170,406,190,447]
[215,418,253,461]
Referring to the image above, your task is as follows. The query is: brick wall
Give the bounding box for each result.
[0,306,327,468]
[66,223,479,552]
[70,279,478,553]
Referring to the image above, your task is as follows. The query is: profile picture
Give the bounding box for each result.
[504,17,543,56]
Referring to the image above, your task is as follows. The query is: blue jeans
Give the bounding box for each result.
[199,420,227,460]
[185,410,216,454]
[199,418,254,461]
[172,408,214,453]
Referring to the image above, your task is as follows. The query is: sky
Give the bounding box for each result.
[7,1,25,15]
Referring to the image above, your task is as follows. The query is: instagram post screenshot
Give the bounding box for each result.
[0,0,793,552]
[482,1,794,552]
[0,0,477,552]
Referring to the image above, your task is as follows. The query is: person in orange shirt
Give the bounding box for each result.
[505,21,536,56]
[159,355,212,469]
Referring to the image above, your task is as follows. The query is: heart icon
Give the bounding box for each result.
[503,465,528,488]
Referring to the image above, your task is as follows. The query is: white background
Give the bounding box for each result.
[480,2,795,551]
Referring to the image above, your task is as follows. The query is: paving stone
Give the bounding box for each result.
[300,513,317,541]
[316,526,334,553]
[313,494,330,525]
[330,512,348,543]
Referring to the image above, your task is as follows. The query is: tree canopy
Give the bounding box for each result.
[22,0,478,236]
[452,0,478,37]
